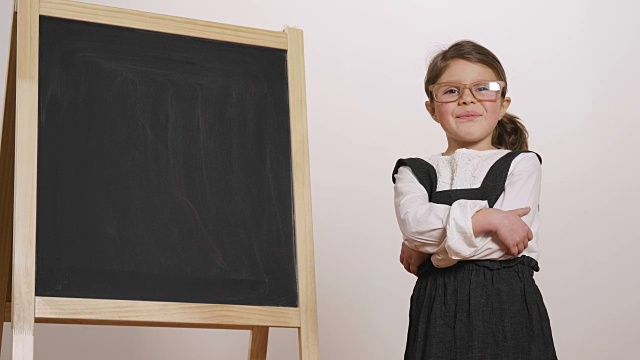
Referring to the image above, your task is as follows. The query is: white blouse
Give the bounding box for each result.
[393,148,542,268]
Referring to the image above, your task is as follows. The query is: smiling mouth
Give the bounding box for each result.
[457,114,481,120]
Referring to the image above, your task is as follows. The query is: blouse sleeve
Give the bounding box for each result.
[443,152,542,260]
[394,166,488,254]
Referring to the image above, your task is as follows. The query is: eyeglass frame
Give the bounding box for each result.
[427,80,507,103]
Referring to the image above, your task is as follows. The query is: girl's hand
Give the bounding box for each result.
[400,242,430,276]
[493,207,533,256]
[473,207,533,256]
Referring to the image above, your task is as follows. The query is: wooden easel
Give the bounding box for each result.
[0,1,319,359]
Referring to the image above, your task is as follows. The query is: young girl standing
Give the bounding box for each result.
[392,40,557,359]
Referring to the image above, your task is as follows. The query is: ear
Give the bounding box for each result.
[425,100,439,123]
[499,97,511,119]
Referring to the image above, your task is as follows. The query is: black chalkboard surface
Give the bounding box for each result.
[36,16,298,307]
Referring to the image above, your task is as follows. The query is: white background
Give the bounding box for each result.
[1,0,639,358]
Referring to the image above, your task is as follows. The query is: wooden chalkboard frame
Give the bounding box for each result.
[0,0,319,359]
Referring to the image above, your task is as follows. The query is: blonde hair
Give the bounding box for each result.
[424,40,528,150]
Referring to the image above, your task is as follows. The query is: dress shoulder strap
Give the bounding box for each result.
[392,158,437,198]
[480,150,542,207]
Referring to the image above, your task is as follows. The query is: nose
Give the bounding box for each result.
[458,87,476,104]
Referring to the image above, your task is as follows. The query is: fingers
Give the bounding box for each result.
[400,254,415,275]
[511,247,518,256]
[509,245,519,256]
[400,243,428,276]
[518,230,531,254]
[510,240,528,256]
[402,259,411,273]
[405,260,418,276]
[400,254,407,270]
[400,254,422,276]
[514,206,531,217]
[409,264,418,275]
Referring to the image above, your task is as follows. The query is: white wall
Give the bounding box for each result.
[1,0,639,358]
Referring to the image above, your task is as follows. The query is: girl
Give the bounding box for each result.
[392,40,557,359]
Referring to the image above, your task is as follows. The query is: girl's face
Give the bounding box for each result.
[426,59,511,154]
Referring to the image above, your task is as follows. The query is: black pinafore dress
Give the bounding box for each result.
[392,151,557,360]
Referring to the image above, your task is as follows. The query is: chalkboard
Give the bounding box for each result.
[36,16,298,307]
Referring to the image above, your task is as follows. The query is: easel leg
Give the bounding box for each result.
[248,326,269,360]
[298,325,319,360]
[0,10,18,357]
[13,0,39,356]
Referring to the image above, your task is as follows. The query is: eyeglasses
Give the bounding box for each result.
[428,81,506,103]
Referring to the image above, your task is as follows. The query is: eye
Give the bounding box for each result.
[442,87,459,95]
[474,84,491,92]
[432,84,463,100]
